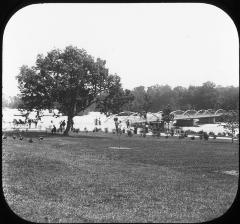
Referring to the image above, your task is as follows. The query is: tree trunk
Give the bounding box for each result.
[63,115,73,136]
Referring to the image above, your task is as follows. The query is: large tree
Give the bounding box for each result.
[17,46,121,135]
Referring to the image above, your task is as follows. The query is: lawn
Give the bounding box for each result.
[2,131,239,223]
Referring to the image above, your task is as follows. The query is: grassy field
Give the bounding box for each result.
[2,131,239,223]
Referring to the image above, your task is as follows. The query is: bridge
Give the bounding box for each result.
[170,109,225,120]
[170,109,226,126]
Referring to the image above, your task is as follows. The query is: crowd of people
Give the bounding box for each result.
[12,118,39,129]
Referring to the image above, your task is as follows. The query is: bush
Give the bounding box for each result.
[203,132,209,140]
[209,131,215,137]
[127,130,133,137]
[190,136,195,140]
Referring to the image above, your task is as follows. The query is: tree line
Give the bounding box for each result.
[3,82,239,113]
[122,82,239,113]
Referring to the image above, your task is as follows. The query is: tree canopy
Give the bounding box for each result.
[128,83,238,112]
[17,46,130,135]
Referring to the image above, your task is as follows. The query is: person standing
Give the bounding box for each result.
[51,125,56,134]
[114,117,118,134]
[98,118,101,126]
[28,119,32,129]
[126,119,130,129]
[59,120,63,132]
[118,121,122,135]
[62,120,66,130]
[34,119,38,128]
[95,118,98,126]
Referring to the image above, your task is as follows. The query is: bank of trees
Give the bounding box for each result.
[126,81,239,112]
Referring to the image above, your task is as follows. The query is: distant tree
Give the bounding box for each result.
[17,46,120,135]
[2,94,9,108]
[121,89,135,111]
[216,86,239,110]
[8,96,22,108]
[222,110,239,143]
[198,81,218,109]
[131,86,152,113]
[162,104,174,135]
[2,94,22,108]
[172,86,188,110]
[147,84,173,112]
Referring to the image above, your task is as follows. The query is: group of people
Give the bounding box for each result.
[12,118,38,129]
[94,118,102,126]
[50,120,66,134]
[93,117,102,132]
[27,119,38,129]
[114,118,132,135]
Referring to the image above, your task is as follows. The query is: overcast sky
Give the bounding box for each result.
[2,3,239,97]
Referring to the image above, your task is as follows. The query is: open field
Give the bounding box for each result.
[2,131,239,223]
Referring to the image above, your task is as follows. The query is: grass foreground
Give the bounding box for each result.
[2,131,239,223]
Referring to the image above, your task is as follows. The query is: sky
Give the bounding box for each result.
[2,3,239,97]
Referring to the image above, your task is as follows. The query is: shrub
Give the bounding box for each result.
[127,130,133,137]
[209,132,215,136]
[203,132,209,140]
[191,136,195,140]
